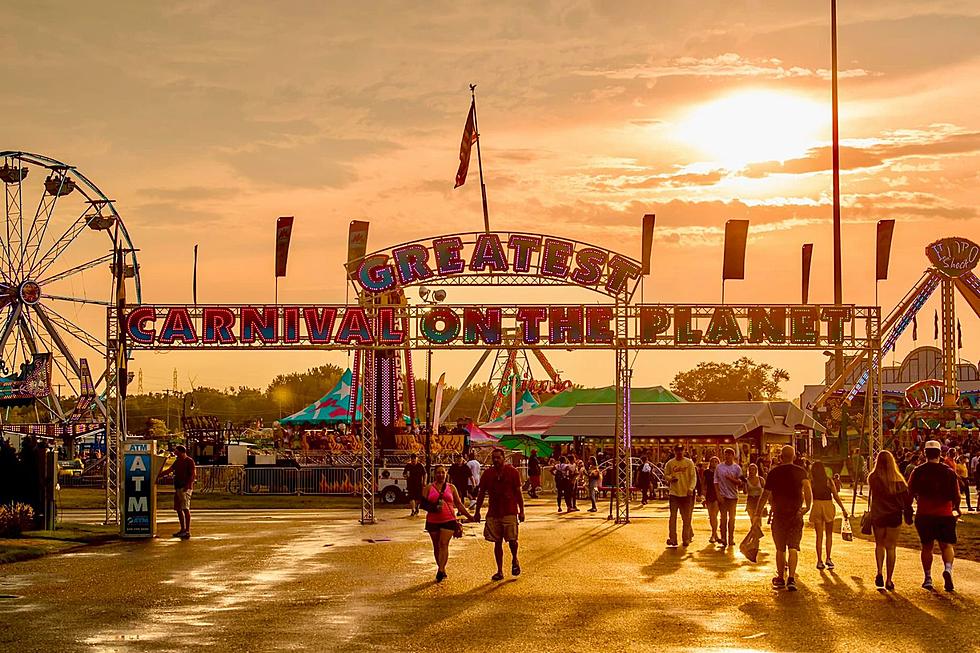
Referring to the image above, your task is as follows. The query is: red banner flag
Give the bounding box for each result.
[454,100,478,188]
[275,216,294,277]
[802,243,813,304]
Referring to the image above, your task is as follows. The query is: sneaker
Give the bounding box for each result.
[666,539,678,547]
[172,531,186,538]
[885,580,895,591]
[435,570,446,583]
[772,576,785,589]
[943,570,954,592]
[816,561,825,570]
[786,577,797,592]
[512,562,521,577]
[491,572,504,582]
[557,509,563,513]
[922,578,934,591]
[588,508,597,513]
[825,559,835,570]
[875,574,884,588]
[717,539,727,547]
[178,531,191,539]
[682,540,691,547]
[709,536,717,544]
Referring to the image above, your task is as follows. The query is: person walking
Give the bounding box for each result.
[474,448,525,581]
[851,448,867,496]
[466,451,482,509]
[955,454,972,512]
[754,445,811,591]
[586,456,601,512]
[714,448,742,547]
[424,464,472,582]
[160,445,195,539]
[448,453,472,516]
[702,456,721,543]
[527,450,542,499]
[403,453,427,516]
[908,440,961,592]
[867,450,913,590]
[745,463,766,520]
[808,460,848,571]
[664,445,697,547]
[551,456,569,512]
[636,455,653,505]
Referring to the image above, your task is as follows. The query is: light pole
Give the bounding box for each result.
[419,286,447,474]
[831,0,844,378]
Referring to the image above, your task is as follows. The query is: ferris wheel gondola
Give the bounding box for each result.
[0,151,141,422]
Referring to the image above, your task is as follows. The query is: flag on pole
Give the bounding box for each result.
[801,243,813,303]
[722,219,749,280]
[432,373,446,435]
[912,313,918,341]
[934,309,939,340]
[958,320,963,349]
[510,374,518,436]
[193,244,199,305]
[875,219,895,280]
[454,100,478,188]
[275,216,294,277]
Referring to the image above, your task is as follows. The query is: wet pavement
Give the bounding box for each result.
[2,500,979,652]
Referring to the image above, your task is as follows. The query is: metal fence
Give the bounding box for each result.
[242,466,363,496]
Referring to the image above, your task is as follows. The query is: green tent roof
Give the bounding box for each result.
[541,385,685,408]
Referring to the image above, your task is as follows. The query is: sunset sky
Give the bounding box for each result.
[3,1,978,406]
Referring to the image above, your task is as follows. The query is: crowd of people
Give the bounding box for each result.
[406,441,965,594]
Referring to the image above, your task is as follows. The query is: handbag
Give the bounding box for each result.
[453,521,464,539]
[860,485,873,535]
[841,514,853,542]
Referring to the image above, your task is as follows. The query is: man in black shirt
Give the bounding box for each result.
[448,453,472,515]
[754,445,811,591]
[403,453,427,516]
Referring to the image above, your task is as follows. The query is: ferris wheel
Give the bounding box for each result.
[0,151,141,421]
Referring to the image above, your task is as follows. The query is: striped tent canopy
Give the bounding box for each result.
[280,369,363,425]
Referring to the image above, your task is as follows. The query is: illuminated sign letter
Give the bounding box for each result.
[704,307,744,344]
[336,307,374,345]
[240,307,278,343]
[463,307,502,345]
[548,306,584,344]
[790,306,820,344]
[675,307,702,345]
[516,307,547,344]
[570,247,608,286]
[377,307,406,345]
[159,308,197,344]
[605,255,642,295]
[358,255,396,293]
[433,237,466,275]
[469,233,508,272]
[125,307,157,345]
[540,238,574,278]
[820,306,853,345]
[392,244,435,285]
[747,307,786,344]
[420,307,460,344]
[202,307,236,344]
[639,306,671,343]
[585,306,614,344]
[507,235,542,273]
[303,307,337,344]
[282,307,300,344]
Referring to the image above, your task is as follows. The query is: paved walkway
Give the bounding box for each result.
[2,499,979,652]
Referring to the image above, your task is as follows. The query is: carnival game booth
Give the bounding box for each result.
[543,400,823,463]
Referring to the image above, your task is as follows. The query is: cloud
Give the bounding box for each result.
[577,53,873,81]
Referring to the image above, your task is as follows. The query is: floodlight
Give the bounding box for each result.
[433,289,447,302]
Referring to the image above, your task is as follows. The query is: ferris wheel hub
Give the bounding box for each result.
[18,280,41,305]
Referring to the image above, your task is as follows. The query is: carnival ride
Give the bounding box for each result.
[0,152,140,456]
[814,237,980,449]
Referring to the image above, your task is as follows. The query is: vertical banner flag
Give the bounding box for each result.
[193,244,199,305]
[511,374,518,436]
[934,309,939,340]
[875,219,895,280]
[912,313,918,341]
[723,219,750,280]
[641,214,656,275]
[275,216,294,277]
[432,373,446,435]
[454,100,478,188]
[347,220,370,281]
[958,320,963,349]
[802,243,814,304]
[114,247,128,401]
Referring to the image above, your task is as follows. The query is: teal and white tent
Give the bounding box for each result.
[280,369,363,425]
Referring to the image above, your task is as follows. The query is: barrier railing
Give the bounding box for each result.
[242,466,363,496]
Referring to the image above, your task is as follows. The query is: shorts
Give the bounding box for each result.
[529,474,541,488]
[408,485,424,502]
[174,489,192,511]
[771,514,803,551]
[425,520,458,534]
[484,514,519,543]
[809,499,836,525]
[872,513,903,529]
[914,515,957,545]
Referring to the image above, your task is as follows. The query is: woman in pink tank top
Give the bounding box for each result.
[425,464,472,582]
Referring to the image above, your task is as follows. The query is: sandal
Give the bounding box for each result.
[512,562,521,576]
[491,572,504,582]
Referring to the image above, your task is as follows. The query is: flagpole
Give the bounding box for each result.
[470,84,491,233]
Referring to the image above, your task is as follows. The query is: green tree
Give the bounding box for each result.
[670,357,789,402]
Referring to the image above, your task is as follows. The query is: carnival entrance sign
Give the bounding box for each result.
[107,229,882,525]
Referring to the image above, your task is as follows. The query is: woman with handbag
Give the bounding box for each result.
[808,460,848,570]
[867,450,913,590]
[423,464,472,582]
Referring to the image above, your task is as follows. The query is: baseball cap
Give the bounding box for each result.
[924,440,942,450]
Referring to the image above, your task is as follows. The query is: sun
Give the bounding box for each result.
[674,90,829,169]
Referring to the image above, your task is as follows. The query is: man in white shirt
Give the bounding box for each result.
[664,445,697,547]
[466,451,482,509]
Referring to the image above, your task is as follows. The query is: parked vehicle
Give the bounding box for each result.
[377,467,409,505]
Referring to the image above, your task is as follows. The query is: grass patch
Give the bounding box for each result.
[0,522,119,564]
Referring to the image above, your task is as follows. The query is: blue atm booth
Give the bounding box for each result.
[122,440,164,538]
